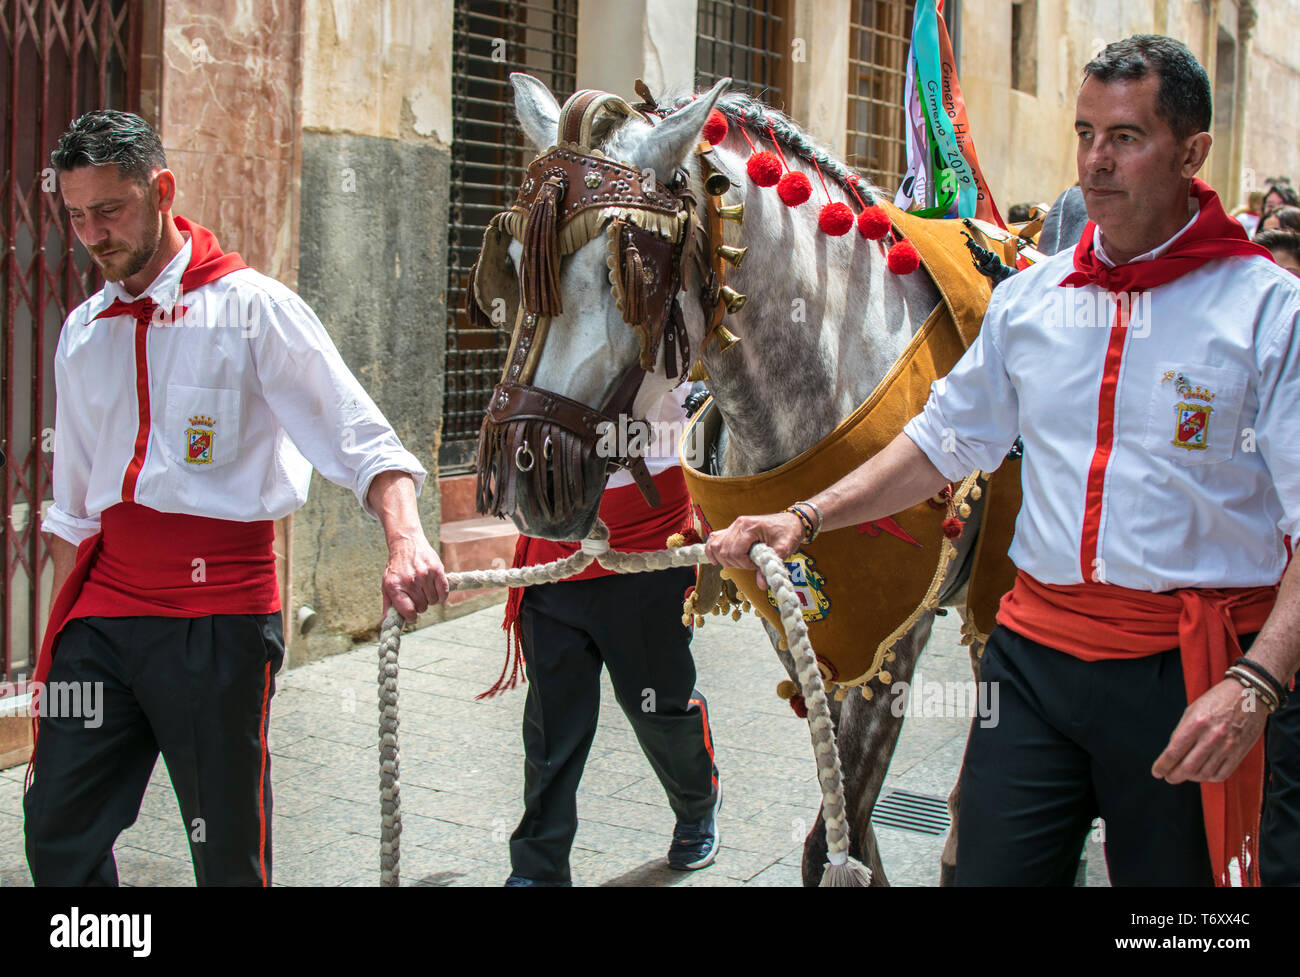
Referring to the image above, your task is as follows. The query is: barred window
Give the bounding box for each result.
[696,0,789,107]
[441,0,578,473]
[846,0,915,192]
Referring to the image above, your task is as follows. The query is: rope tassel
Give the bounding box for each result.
[522,175,565,315]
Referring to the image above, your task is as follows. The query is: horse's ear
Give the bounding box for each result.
[634,77,730,180]
[511,73,560,152]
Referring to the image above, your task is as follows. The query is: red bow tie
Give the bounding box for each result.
[91,296,187,326]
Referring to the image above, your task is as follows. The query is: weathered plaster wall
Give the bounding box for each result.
[290,0,453,662]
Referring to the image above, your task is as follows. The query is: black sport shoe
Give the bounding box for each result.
[667,778,722,870]
[504,875,572,887]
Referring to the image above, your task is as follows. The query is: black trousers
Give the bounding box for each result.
[1262,679,1300,885]
[509,566,718,882]
[23,613,284,886]
[955,625,1216,886]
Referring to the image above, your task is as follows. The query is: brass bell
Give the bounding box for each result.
[687,360,710,381]
[710,324,742,352]
[715,244,747,268]
[718,285,747,313]
[718,203,744,223]
[704,172,732,196]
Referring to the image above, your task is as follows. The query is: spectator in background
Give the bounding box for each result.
[1263,183,1299,213]
[1257,229,1300,277]
[1258,205,1300,236]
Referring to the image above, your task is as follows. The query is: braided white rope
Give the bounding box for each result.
[377,525,868,886]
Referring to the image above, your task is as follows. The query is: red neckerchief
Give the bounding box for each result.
[89,216,248,324]
[1059,178,1274,292]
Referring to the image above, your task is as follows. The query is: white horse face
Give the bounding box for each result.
[488,74,725,539]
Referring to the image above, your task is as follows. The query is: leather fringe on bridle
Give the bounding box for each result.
[475,415,594,525]
[521,173,565,316]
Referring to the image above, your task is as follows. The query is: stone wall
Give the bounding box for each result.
[290,0,454,662]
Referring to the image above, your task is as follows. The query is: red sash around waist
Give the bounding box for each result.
[36,502,280,689]
[998,570,1277,886]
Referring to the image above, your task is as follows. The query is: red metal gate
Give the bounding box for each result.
[1,0,141,680]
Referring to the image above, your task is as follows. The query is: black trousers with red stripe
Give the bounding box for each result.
[954,625,1233,885]
[510,566,717,883]
[23,614,283,886]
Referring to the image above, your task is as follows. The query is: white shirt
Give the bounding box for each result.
[904,226,1300,592]
[42,236,426,546]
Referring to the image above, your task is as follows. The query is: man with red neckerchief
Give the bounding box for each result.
[706,36,1300,885]
[26,110,449,886]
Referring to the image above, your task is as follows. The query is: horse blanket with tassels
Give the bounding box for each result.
[682,204,1023,697]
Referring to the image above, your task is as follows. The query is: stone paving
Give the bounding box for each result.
[0,600,1106,887]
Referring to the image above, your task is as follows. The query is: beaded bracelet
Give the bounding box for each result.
[784,504,817,543]
[1233,656,1288,710]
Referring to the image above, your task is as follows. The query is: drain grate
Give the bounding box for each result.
[871,790,951,835]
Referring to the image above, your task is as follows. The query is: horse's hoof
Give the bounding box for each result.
[939,861,957,887]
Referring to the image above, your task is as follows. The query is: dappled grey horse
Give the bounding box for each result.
[476,74,1087,885]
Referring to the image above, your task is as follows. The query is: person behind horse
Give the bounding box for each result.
[29,110,450,886]
[500,387,721,885]
[706,34,1300,886]
[1258,204,1300,236]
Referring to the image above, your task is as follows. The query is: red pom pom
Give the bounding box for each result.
[819,201,854,235]
[857,205,892,240]
[887,238,922,274]
[702,109,729,145]
[747,151,782,187]
[942,517,964,539]
[680,527,703,546]
[789,693,808,719]
[777,170,812,206]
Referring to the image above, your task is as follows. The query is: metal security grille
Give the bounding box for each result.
[440,0,577,473]
[846,0,914,193]
[696,0,788,107]
[1,0,140,680]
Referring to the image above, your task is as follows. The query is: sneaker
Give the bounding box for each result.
[504,875,572,887]
[667,779,723,870]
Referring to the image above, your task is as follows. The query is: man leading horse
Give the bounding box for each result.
[707,34,1300,886]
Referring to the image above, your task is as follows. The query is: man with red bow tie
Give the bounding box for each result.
[26,110,449,886]
[707,35,1300,885]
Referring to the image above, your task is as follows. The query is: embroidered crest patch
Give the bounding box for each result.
[1161,371,1215,451]
[185,414,215,464]
[766,551,831,623]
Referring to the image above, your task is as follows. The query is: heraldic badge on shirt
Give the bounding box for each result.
[1161,370,1216,451]
[186,414,215,464]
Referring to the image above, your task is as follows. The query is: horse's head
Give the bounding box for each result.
[472,74,728,540]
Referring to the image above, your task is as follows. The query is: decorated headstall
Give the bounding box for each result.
[472,88,700,524]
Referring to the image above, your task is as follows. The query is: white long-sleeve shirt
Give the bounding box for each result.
[904,227,1300,592]
[42,236,426,546]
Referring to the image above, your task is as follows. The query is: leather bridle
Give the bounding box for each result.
[472,86,740,527]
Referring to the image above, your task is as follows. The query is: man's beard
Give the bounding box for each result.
[94,217,161,283]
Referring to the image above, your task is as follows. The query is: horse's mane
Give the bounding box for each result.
[663,90,884,207]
